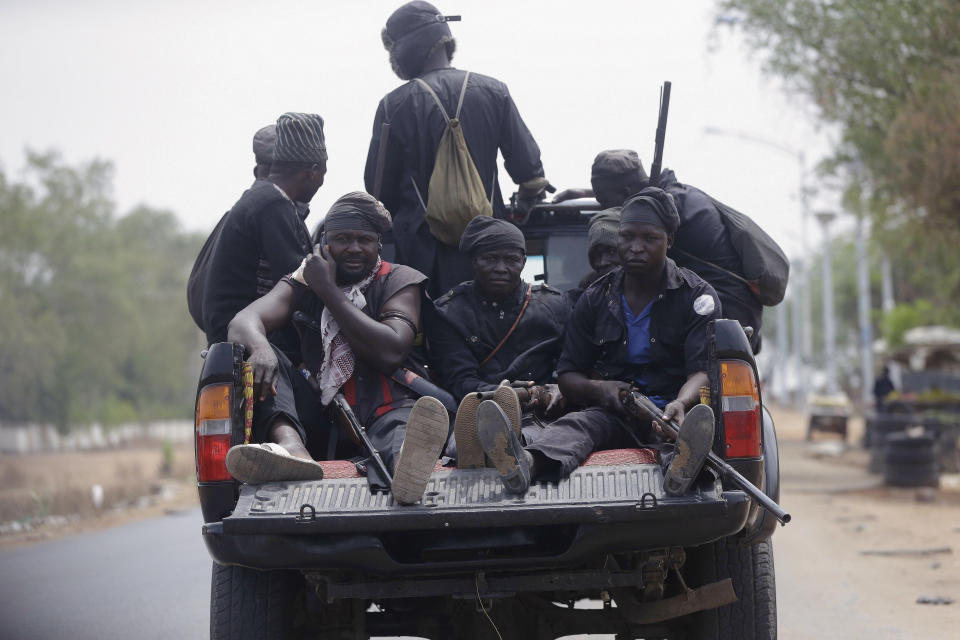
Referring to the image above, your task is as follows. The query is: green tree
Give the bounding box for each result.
[0,151,205,430]
[717,0,960,336]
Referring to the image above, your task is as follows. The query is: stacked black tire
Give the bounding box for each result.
[883,431,939,488]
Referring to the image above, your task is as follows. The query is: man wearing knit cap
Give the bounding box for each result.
[225,191,451,505]
[554,150,764,353]
[251,124,276,180]
[565,208,623,306]
[365,1,549,298]
[427,216,571,467]
[476,187,722,497]
[202,112,327,351]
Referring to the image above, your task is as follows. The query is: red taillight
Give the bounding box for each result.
[720,360,762,458]
[195,383,233,482]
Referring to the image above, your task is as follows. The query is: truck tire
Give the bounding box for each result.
[210,562,300,640]
[686,539,776,640]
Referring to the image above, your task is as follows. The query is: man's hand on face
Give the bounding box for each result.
[249,346,280,402]
[303,243,338,296]
[595,380,633,416]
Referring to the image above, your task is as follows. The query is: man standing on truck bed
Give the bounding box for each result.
[554,149,764,353]
[426,216,571,467]
[224,192,450,505]
[478,188,720,496]
[364,1,550,298]
[202,113,324,352]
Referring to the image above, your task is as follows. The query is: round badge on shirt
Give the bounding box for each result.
[693,294,716,316]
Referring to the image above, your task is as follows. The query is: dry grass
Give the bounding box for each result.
[0,443,196,523]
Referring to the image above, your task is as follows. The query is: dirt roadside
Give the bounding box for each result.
[772,405,960,639]
[0,442,200,550]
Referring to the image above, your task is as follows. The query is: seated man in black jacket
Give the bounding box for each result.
[224,192,449,505]
[553,149,763,353]
[478,188,719,496]
[427,216,571,467]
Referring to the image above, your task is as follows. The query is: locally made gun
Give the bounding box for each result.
[624,390,791,525]
[332,393,393,493]
[648,80,672,187]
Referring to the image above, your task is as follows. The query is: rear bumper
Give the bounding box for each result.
[202,463,751,575]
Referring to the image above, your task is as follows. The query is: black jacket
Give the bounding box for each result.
[558,262,722,402]
[659,170,763,353]
[202,180,311,348]
[427,280,570,401]
[364,68,544,295]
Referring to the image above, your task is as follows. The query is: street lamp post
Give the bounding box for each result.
[815,210,838,390]
[703,127,810,408]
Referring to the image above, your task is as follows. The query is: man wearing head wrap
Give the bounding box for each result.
[553,150,763,353]
[564,207,623,306]
[476,187,723,496]
[224,192,450,505]
[202,113,327,352]
[365,2,548,298]
[426,216,572,467]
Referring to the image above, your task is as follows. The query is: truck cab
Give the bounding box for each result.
[195,199,782,640]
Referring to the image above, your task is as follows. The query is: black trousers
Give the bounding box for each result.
[251,345,413,468]
[525,407,673,480]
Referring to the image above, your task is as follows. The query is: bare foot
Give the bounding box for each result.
[267,422,313,460]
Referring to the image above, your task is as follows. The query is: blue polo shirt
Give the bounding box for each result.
[621,294,667,408]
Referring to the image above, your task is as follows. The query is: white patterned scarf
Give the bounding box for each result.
[291,256,383,405]
[316,257,382,405]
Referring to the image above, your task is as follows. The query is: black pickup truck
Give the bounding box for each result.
[194,201,782,640]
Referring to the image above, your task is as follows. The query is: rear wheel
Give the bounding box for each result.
[210,562,301,640]
[686,539,776,640]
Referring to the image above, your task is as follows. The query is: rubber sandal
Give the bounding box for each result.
[663,404,716,496]
[392,396,449,505]
[225,442,325,484]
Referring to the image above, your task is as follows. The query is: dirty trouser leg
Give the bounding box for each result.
[524,407,637,480]
[250,345,329,458]
[363,406,414,473]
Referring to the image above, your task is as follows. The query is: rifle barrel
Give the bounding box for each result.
[630,392,790,525]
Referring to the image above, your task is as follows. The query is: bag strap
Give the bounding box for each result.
[479,284,533,367]
[454,71,470,120]
[414,77,451,123]
[672,247,754,287]
[414,71,471,123]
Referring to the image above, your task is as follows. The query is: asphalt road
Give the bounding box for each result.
[1,432,956,639]
[0,507,210,640]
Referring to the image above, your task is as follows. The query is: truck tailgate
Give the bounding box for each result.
[220,462,734,534]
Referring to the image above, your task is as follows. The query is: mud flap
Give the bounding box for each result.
[611,578,737,624]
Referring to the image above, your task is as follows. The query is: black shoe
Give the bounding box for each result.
[477,400,531,494]
[663,404,716,496]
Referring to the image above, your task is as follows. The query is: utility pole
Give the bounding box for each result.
[816,211,838,390]
[856,215,874,409]
[703,127,810,408]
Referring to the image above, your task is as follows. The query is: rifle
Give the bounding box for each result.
[624,390,791,526]
[648,81,672,187]
[332,393,393,493]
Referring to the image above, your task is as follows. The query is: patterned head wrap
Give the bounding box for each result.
[274,112,328,164]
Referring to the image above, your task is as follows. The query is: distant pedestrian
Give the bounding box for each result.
[873,365,896,413]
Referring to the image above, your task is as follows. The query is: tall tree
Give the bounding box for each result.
[0,151,204,430]
[717,0,960,330]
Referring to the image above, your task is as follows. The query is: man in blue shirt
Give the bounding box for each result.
[478,188,721,496]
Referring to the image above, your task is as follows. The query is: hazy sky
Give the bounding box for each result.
[0,0,839,259]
